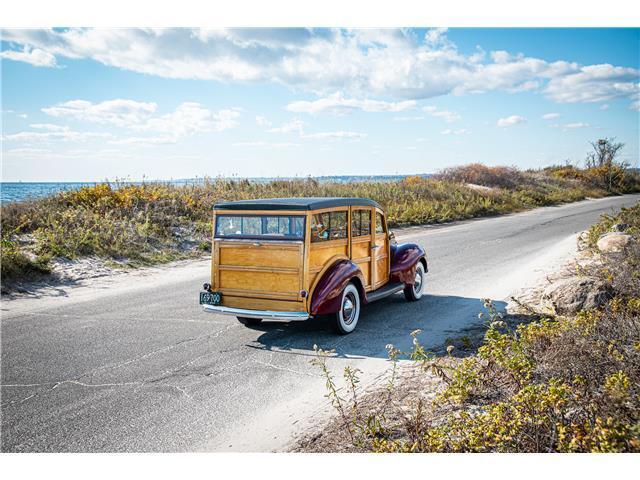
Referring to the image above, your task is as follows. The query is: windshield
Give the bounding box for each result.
[215,215,305,240]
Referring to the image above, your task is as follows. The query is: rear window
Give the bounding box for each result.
[215,215,305,240]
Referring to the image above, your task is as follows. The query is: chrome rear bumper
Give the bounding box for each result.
[202,304,309,321]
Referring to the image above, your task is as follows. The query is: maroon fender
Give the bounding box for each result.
[310,260,366,316]
[389,243,427,286]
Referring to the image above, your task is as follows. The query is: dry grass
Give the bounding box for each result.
[2,165,639,286]
[298,203,640,453]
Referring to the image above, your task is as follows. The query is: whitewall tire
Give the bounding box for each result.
[333,283,361,335]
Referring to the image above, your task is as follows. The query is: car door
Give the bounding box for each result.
[372,209,390,290]
[349,207,373,290]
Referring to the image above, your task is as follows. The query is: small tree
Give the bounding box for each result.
[585,138,627,192]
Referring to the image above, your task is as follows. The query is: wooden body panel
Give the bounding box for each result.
[220,295,306,312]
[372,208,390,289]
[373,233,389,289]
[213,239,305,308]
[351,236,372,289]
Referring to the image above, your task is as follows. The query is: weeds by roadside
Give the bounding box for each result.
[301,203,640,453]
[2,163,639,287]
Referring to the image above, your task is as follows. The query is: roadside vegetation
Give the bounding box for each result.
[300,203,640,452]
[1,138,638,287]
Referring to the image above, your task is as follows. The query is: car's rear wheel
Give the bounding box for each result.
[404,262,425,301]
[333,283,361,335]
[237,316,262,326]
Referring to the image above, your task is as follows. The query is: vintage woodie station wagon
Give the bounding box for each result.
[199,197,427,334]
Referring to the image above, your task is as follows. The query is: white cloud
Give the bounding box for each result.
[441,128,469,135]
[267,118,306,134]
[255,115,272,127]
[541,112,561,120]
[3,129,113,142]
[4,28,636,108]
[38,100,240,144]
[138,103,240,138]
[43,99,158,127]
[232,141,300,148]
[109,136,178,145]
[264,117,364,140]
[600,104,610,110]
[422,106,461,123]
[286,92,416,115]
[6,147,52,155]
[497,115,526,127]
[393,116,425,122]
[301,131,366,140]
[29,123,70,132]
[0,45,56,67]
[550,122,590,130]
[544,64,639,104]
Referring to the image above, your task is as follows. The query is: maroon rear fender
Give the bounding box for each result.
[310,260,365,316]
[390,243,427,286]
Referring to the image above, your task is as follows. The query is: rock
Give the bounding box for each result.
[597,232,632,253]
[611,223,629,232]
[577,230,590,251]
[543,276,610,315]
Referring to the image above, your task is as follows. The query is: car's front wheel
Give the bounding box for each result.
[333,283,361,335]
[237,317,262,326]
[404,262,425,301]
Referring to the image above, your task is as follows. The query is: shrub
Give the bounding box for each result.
[437,163,528,189]
[306,203,640,453]
[1,165,639,285]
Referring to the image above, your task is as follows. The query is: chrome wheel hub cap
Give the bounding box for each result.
[414,270,423,294]
[342,294,356,324]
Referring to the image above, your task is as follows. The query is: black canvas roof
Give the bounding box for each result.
[214,197,382,211]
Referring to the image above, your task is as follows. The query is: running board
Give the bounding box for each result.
[365,283,405,303]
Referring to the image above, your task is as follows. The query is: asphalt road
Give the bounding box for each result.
[2,194,639,452]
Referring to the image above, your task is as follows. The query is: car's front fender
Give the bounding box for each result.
[389,242,427,286]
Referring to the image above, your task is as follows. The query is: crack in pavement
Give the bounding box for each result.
[252,360,318,378]
[85,323,237,380]
[1,323,238,408]
[2,378,195,407]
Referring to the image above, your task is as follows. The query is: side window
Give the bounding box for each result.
[375,212,386,234]
[311,210,348,242]
[351,209,372,237]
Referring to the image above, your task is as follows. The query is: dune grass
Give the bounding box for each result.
[303,203,640,453]
[1,164,639,285]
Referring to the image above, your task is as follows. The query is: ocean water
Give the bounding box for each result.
[0,180,200,203]
[0,175,431,204]
[1,182,100,203]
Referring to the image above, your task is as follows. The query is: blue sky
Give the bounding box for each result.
[1,28,638,182]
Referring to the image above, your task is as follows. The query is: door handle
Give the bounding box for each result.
[371,245,381,250]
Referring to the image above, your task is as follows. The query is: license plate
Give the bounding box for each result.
[200,291,221,306]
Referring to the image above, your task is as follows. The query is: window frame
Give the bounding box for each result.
[351,208,372,238]
[214,214,306,241]
[310,209,349,243]
[375,210,386,234]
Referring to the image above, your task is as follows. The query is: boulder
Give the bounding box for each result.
[543,276,610,315]
[577,230,590,251]
[611,223,629,232]
[597,232,632,253]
